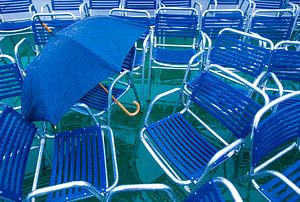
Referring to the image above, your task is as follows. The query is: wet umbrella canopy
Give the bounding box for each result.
[22,16,148,124]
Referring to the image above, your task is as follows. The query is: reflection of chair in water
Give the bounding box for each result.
[248,92,300,201]
[0,0,36,38]
[0,54,24,110]
[139,64,268,187]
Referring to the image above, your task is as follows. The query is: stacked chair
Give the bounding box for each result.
[81,0,122,16]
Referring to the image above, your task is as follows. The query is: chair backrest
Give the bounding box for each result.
[0,105,37,201]
[32,13,77,46]
[269,41,300,82]
[48,125,107,201]
[160,0,192,7]
[0,55,23,101]
[248,9,295,41]
[190,69,263,139]
[51,0,83,11]
[252,0,288,9]
[250,93,300,169]
[0,0,32,14]
[124,0,157,10]
[201,9,244,40]
[154,7,198,41]
[89,0,121,10]
[209,28,273,79]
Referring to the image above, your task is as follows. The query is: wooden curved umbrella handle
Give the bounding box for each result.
[99,83,140,116]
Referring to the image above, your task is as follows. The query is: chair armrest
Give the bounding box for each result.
[26,181,104,201]
[106,184,176,201]
[144,88,182,125]
[213,177,243,202]
[196,138,244,183]
[252,170,300,195]
[41,3,52,13]
[100,125,119,192]
[14,37,36,71]
[80,2,90,19]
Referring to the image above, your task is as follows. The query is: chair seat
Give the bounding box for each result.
[153,47,198,65]
[259,160,300,202]
[185,180,224,202]
[0,20,31,31]
[47,126,107,201]
[79,84,126,111]
[146,112,225,180]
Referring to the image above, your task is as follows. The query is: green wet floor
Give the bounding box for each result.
[2,34,299,201]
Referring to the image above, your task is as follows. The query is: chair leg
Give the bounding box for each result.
[129,75,141,104]
[147,62,152,102]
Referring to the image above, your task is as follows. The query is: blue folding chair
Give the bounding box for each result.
[140,64,268,186]
[0,0,36,37]
[263,41,300,110]
[250,0,289,9]
[249,91,300,201]
[183,28,273,96]
[247,8,296,42]
[0,54,24,110]
[160,0,193,7]
[201,9,244,41]
[0,104,37,202]
[147,7,204,100]
[81,0,122,16]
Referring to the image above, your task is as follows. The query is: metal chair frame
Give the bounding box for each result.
[147,7,205,100]
[80,0,122,17]
[41,0,84,19]
[141,64,269,186]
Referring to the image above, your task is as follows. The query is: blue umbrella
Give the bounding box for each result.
[21,16,148,124]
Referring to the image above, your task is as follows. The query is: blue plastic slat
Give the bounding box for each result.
[0,0,32,14]
[160,0,192,7]
[270,49,300,81]
[209,0,240,5]
[51,0,83,11]
[155,13,198,38]
[210,34,272,77]
[185,180,225,202]
[90,0,120,9]
[153,48,198,64]
[202,11,243,40]
[146,113,219,180]
[252,103,300,166]
[250,16,294,41]
[0,106,36,202]
[191,72,261,138]
[125,0,157,9]
[47,126,107,201]
[32,19,76,45]
[260,160,300,201]
[0,21,31,31]
[254,0,287,9]
[0,63,23,100]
